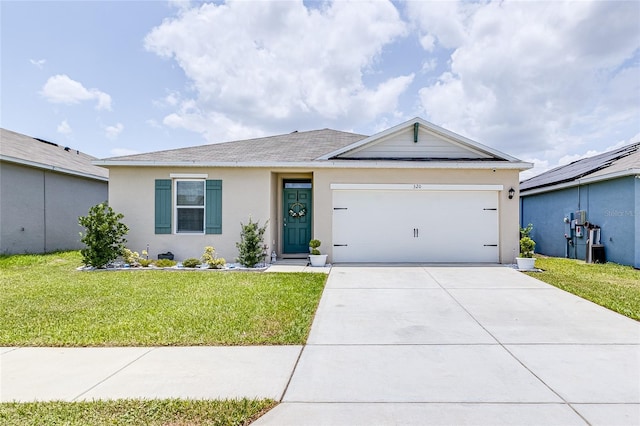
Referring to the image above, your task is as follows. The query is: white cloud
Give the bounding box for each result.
[520,157,550,181]
[407,1,478,49]
[419,34,435,52]
[57,119,72,135]
[30,59,46,69]
[105,123,124,139]
[168,0,191,11]
[41,74,112,110]
[409,0,640,167]
[162,100,265,143]
[153,90,181,108]
[146,119,162,129]
[144,0,411,140]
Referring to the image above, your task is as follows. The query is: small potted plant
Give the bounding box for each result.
[516,224,536,270]
[308,239,328,267]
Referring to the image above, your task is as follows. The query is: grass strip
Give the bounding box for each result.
[526,257,640,320]
[0,398,276,426]
[0,252,326,346]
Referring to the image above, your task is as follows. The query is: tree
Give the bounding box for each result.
[78,202,129,268]
[235,218,268,268]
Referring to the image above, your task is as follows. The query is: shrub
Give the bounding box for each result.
[78,202,129,268]
[122,248,141,266]
[201,246,226,269]
[309,239,321,255]
[154,258,176,268]
[182,258,202,268]
[236,218,268,268]
[139,259,153,267]
[519,223,536,258]
[520,236,536,258]
[520,223,533,239]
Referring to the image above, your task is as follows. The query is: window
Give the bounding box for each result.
[176,180,205,233]
[284,182,312,189]
[155,179,222,235]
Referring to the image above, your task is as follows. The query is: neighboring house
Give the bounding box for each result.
[95,118,531,264]
[520,142,640,268]
[0,128,109,254]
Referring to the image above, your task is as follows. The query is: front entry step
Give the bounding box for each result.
[275,258,309,266]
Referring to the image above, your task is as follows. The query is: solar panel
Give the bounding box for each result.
[520,142,640,191]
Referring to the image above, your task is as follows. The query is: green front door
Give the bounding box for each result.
[283,183,312,254]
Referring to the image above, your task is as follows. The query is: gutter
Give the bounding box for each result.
[520,168,640,196]
[1,155,109,182]
[93,159,533,171]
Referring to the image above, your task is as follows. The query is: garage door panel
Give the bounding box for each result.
[333,190,498,263]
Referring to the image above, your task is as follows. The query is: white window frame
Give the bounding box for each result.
[174,179,206,234]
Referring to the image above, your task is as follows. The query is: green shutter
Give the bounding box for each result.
[155,179,172,234]
[205,180,222,234]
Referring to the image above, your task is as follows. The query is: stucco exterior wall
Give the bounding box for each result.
[108,167,273,262]
[521,176,639,268]
[0,161,108,254]
[108,165,521,264]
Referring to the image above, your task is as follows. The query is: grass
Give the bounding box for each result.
[526,256,640,320]
[0,398,276,426]
[0,251,327,346]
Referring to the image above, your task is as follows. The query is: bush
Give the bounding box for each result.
[182,258,201,268]
[201,246,226,269]
[309,239,321,255]
[520,223,533,239]
[519,223,536,258]
[154,259,176,268]
[520,236,536,258]
[236,218,268,268]
[139,259,153,267]
[122,248,141,266]
[78,202,129,268]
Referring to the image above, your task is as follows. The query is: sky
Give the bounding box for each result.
[1,0,639,179]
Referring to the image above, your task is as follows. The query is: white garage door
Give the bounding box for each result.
[332,184,500,263]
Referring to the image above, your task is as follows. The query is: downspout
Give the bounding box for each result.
[43,170,47,252]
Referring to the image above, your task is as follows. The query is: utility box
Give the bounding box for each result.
[575,210,587,225]
[591,245,605,264]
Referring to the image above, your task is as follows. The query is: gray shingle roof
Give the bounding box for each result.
[520,142,640,191]
[104,129,367,163]
[0,128,108,180]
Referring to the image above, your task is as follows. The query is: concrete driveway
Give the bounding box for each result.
[255,265,640,425]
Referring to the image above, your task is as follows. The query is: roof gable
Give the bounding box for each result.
[319,117,519,162]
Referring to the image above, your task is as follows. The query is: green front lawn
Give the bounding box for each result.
[0,252,327,346]
[526,257,640,320]
[0,398,275,426]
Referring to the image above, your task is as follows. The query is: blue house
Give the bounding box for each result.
[520,142,639,268]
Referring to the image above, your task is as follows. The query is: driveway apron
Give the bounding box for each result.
[255,266,640,425]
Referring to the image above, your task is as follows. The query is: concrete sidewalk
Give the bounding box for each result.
[254,266,640,425]
[1,346,300,401]
[2,266,639,425]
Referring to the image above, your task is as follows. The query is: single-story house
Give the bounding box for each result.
[0,128,109,254]
[520,142,639,268]
[95,118,532,264]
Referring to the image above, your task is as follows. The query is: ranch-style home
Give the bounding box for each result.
[95,118,532,264]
